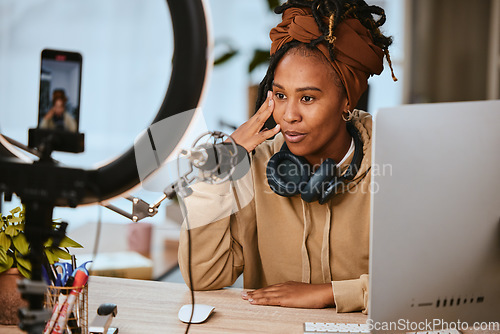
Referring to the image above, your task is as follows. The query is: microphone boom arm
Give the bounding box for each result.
[103,131,239,222]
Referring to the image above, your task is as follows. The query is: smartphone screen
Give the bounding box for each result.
[38,49,82,133]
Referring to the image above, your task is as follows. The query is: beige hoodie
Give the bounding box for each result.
[178,111,372,313]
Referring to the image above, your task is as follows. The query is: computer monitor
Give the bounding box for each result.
[369,100,500,333]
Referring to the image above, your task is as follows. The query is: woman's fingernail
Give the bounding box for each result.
[267,91,272,98]
[241,291,247,298]
[248,298,254,302]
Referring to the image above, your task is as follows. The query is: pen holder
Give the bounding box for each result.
[45,284,88,334]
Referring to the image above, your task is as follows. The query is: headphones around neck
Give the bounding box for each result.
[266,122,364,204]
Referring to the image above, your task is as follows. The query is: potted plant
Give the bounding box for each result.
[0,205,82,325]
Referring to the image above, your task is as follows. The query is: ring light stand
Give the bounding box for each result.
[0,0,211,332]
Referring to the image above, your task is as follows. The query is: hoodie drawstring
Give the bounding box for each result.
[301,200,312,283]
[301,200,333,283]
[321,203,332,282]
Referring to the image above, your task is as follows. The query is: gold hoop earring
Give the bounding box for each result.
[342,109,358,122]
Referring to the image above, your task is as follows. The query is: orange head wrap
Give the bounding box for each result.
[270,7,386,108]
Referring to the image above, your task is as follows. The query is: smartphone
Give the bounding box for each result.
[38,49,82,133]
[30,49,84,153]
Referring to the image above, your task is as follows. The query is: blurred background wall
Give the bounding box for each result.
[408,0,499,103]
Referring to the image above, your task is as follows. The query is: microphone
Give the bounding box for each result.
[104,132,251,221]
[182,141,250,182]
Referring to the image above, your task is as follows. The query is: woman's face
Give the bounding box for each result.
[272,48,348,165]
[53,99,65,116]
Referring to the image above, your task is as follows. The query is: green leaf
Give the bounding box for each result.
[16,263,31,279]
[44,247,72,263]
[44,239,53,248]
[15,252,31,271]
[0,232,11,249]
[5,255,14,269]
[8,217,22,224]
[58,236,83,248]
[13,233,30,255]
[44,249,59,265]
[267,0,280,11]
[214,50,238,66]
[5,225,19,237]
[51,248,72,260]
[10,207,21,214]
[0,247,7,263]
[0,248,13,268]
[213,39,238,67]
[248,49,270,73]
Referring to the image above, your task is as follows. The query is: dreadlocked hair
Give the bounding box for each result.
[277,0,393,62]
[255,0,395,127]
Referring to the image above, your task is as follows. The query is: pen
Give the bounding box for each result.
[51,269,88,334]
[71,254,77,273]
[44,276,74,334]
[50,264,59,285]
[71,261,91,329]
[44,293,67,334]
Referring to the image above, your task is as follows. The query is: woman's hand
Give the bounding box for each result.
[230,91,280,152]
[44,108,55,120]
[241,281,335,309]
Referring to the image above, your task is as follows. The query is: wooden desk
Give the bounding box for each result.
[1,276,497,334]
[0,276,364,334]
[88,276,365,333]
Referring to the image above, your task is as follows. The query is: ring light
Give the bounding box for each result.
[0,0,211,205]
[0,1,211,331]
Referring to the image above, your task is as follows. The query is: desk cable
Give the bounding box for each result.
[179,197,195,334]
